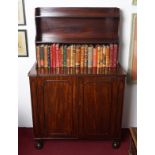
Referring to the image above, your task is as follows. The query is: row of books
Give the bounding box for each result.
[36,44,118,68]
[37,66,118,75]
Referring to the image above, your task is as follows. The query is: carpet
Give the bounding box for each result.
[18,128,129,155]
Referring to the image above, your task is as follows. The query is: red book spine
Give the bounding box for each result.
[92,47,97,67]
[113,44,118,67]
[55,44,59,68]
[52,44,56,68]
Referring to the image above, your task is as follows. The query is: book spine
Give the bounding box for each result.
[106,45,110,67]
[88,45,93,68]
[59,45,63,68]
[52,44,56,68]
[75,45,80,67]
[40,45,44,67]
[110,44,114,67]
[70,45,73,67]
[97,45,100,68]
[47,45,51,68]
[36,46,41,68]
[80,45,84,68]
[92,47,97,67]
[44,45,48,68]
[63,45,67,67]
[55,44,59,68]
[102,45,106,67]
[67,46,71,67]
[84,45,88,67]
[100,46,103,68]
[50,44,53,68]
[113,44,118,67]
[72,44,76,67]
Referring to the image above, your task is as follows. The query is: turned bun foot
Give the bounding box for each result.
[112,140,120,149]
[35,140,43,149]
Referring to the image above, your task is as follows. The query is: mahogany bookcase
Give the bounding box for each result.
[28,7,126,149]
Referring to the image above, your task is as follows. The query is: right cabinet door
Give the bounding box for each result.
[78,76,125,139]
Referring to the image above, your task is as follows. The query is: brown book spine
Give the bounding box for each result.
[75,45,80,67]
[70,44,73,67]
[72,44,76,67]
[36,46,41,68]
[113,44,118,67]
[80,45,84,68]
[106,45,110,67]
[97,45,100,68]
[84,44,88,67]
[59,45,63,68]
[110,44,114,67]
[100,46,103,68]
[102,45,106,67]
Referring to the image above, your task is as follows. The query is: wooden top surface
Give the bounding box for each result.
[28,63,126,77]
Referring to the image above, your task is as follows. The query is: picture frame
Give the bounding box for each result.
[18,0,26,25]
[18,30,29,57]
[128,14,137,83]
[132,0,137,5]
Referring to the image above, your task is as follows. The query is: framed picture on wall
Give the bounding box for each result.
[132,0,137,5]
[18,30,29,57]
[128,14,137,83]
[18,0,26,25]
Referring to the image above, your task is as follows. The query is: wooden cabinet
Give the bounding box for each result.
[29,66,126,149]
[28,7,126,149]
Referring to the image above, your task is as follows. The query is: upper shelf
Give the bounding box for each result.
[35,7,120,43]
[35,7,120,18]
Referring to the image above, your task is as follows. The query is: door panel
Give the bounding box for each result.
[42,78,74,137]
[79,77,113,138]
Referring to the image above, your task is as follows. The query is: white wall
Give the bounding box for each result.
[18,0,137,127]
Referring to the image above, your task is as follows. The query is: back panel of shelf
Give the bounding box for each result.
[35,7,120,44]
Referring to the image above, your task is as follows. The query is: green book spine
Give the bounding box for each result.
[63,45,67,67]
[47,45,51,68]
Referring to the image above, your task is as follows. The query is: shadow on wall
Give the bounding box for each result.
[119,9,137,128]
[118,9,124,67]
[122,84,137,127]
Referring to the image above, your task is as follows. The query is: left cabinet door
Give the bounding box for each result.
[31,77,76,138]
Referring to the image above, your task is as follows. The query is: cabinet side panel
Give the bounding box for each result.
[110,77,125,138]
[29,78,40,137]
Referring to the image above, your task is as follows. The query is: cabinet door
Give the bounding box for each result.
[37,77,75,138]
[79,77,113,138]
